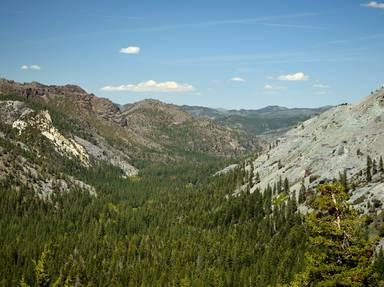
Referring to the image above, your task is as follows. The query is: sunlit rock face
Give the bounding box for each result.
[228,87,384,210]
[12,109,90,166]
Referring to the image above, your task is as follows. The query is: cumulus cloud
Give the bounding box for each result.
[264,84,285,91]
[101,80,194,93]
[21,65,41,70]
[278,72,309,81]
[120,46,141,54]
[231,77,245,82]
[362,1,384,9]
[313,83,329,88]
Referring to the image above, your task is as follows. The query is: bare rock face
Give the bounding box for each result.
[229,87,384,209]
[12,109,90,166]
[0,100,32,124]
[0,79,86,98]
[0,79,124,125]
[74,136,138,177]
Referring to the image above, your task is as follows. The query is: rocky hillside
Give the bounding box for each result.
[234,87,384,211]
[0,100,98,199]
[121,99,257,158]
[0,79,125,125]
[0,79,258,168]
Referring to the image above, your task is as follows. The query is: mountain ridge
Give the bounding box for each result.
[0,79,259,170]
[231,86,384,213]
[182,103,331,137]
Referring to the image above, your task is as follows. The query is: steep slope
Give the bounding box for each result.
[121,99,255,159]
[0,100,98,199]
[238,87,384,210]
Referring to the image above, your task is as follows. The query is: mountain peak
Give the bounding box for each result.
[123,98,192,125]
[258,105,289,112]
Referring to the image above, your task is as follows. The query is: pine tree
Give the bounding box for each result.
[367,155,372,182]
[291,183,377,286]
[33,247,50,287]
[339,169,348,192]
[249,164,254,186]
[374,248,384,283]
[287,191,298,215]
[298,180,306,204]
[373,159,377,175]
[284,178,290,194]
[277,176,282,193]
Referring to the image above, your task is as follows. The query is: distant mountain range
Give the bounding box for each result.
[182,104,332,136]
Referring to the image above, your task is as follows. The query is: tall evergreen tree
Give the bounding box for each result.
[33,247,51,287]
[373,159,377,175]
[339,169,348,192]
[367,155,373,182]
[284,178,290,194]
[374,248,384,284]
[291,183,377,286]
[277,176,282,193]
[298,179,306,204]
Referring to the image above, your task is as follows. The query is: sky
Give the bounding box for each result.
[0,0,383,109]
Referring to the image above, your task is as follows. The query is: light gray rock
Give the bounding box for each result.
[225,88,384,208]
[214,164,239,176]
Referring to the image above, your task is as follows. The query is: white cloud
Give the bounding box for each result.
[120,46,141,54]
[264,84,285,91]
[101,80,194,93]
[278,72,309,81]
[231,77,245,82]
[313,83,329,88]
[30,65,41,70]
[21,65,41,70]
[362,1,384,9]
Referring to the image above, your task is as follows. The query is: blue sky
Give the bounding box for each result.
[0,0,383,109]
